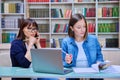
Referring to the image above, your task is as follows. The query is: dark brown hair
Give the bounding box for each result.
[17,18,38,40]
[68,13,88,39]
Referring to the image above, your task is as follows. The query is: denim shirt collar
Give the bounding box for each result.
[68,35,89,45]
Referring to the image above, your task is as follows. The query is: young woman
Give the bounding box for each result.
[62,13,104,80]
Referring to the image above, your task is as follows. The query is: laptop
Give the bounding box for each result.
[31,48,72,74]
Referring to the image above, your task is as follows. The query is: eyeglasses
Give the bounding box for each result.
[27,27,38,32]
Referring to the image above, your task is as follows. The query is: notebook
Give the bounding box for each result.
[31,48,72,74]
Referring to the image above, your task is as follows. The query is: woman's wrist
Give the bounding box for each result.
[35,41,41,48]
[27,45,32,51]
[36,43,41,48]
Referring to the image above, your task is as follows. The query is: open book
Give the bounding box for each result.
[72,60,110,73]
[101,65,120,73]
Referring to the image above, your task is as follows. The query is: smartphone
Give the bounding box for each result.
[34,33,39,49]
[35,33,39,38]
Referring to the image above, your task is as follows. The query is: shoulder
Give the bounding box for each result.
[85,35,99,44]
[86,34,98,41]
[11,39,24,47]
[62,36,74,43]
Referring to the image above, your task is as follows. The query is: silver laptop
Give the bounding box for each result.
[31,48,72,74]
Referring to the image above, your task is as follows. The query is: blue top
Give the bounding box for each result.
[10,39,31,68]
[62,34,104,68]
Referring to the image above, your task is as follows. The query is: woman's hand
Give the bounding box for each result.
[34,32,41,48]
[65,54,72,64]
[28,36,37,46]
[25,36,38,62]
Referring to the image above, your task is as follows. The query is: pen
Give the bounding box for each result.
[62,50,72,58]
[62,50,67,55]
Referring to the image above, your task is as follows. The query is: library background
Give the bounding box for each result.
[0,0,120,80]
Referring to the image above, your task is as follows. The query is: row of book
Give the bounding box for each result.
[36,38,62,48]
[29,9,49,18]
[98,7,119,17]
[38,24,49,33]
[74,8,95,17]
[29,8,72,18]
[98,22,119,32]
[88,23,95,33]
[29,7,119,18]
[39,38,49,48]
[27,0,73,2]
[99,37,118,48]
[39,38,63,48]
[52,22,119,33]
[2,33,48,48]
[27,0,49,2]
[53,24,68,33]
[53,23,96,33]
[1,17,22,29]
[2,33,17,43]
[2,32,118,48]
[74,0,95,2]
[51,8,72,18]
[1,3,24,13]
[75,0,119,2]
[51,38,63,48]
[106,38,118,48]
[51,0,73,2]
[98,0,119,1]
[27,0,119,2]
[1,32,48,47]
[51,38,119,48]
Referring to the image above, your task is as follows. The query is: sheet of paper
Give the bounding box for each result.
[72,60,111,73]
[91,63,99,72]
[72,67,99,73]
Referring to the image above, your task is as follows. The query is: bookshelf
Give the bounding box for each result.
[26,0,120,49]
[0,0,26,45]
[97,0,119,48]
[0,0,120,49]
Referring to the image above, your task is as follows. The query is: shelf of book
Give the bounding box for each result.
[0,0,120,49]
[0,0,25,44]
[25,0,120,48]
[97,0,119,48]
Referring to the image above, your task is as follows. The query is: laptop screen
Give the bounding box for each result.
[31,48,66,74]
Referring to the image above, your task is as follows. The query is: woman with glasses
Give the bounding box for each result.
[62,13,104,80]
[10,18,59,80]
[10,18,41,80]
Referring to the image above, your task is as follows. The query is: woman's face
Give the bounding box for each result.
[23,25,37,38]
[71,19,86,38]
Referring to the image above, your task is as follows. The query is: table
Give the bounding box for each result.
[0,67,120,78]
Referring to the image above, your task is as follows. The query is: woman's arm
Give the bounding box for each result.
[10,41,31,68]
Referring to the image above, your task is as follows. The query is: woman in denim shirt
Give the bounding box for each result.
[62,13,104,80]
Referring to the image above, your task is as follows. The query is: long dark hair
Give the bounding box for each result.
[68,13,88,39]
[17,18,38,40]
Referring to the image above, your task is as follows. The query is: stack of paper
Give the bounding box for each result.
[72,60,111,73]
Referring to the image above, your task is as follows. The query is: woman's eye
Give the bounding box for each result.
[77,27,81,29]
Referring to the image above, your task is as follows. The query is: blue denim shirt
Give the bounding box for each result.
[62,34,104,68]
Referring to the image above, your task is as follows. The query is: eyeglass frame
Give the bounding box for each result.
[27,27,38,32]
